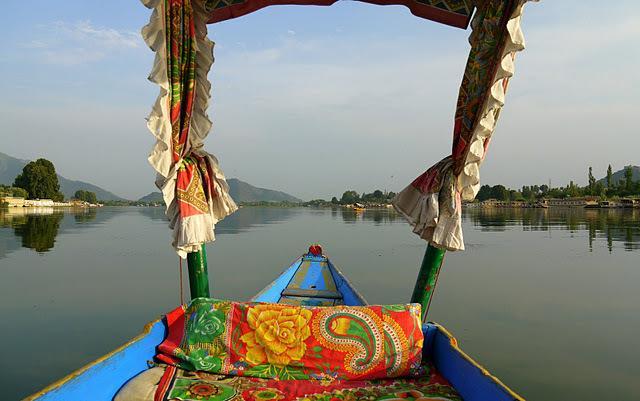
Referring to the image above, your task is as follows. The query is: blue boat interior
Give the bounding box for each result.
[252,253,367,307]
[26,250,522,401]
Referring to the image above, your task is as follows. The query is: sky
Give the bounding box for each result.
[1,1,638,200]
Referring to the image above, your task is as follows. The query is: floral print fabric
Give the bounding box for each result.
[157,299,424,381]
[154,363,462,401]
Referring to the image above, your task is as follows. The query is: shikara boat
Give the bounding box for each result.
[25,0,538,399]
[25,248,522,401]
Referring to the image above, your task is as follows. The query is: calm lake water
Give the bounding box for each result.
[1,206,639,400]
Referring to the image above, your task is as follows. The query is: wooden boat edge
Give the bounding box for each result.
[250,255,303,302]
[325,257,368,305]
[23,318,162,401]
[431,323,525,401]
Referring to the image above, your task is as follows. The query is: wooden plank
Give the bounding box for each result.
[281,288,342,299]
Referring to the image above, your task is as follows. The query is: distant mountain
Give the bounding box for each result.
[138,191,164,203]
[58,177,126,201]
[137,178,302,204]
[0,151,126,201]
[597,165,640,185]
[227,178,302,203]
[0,152,27,187]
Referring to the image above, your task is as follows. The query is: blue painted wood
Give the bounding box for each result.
[28,321,166,401]
[299,258,328,290]
[29,250,522,401]
[250,258,302,303]
[326,259,367,306]
[427,323,520,401]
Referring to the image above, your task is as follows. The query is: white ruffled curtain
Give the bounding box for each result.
[393,0,533,251]
[142,0,237,257]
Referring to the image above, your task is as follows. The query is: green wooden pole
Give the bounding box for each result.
[411,243,446,321]
[186,246,210,299]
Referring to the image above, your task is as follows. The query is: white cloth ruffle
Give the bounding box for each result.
[142,0,237,256]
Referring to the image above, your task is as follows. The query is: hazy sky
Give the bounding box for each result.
[1,1,638,200]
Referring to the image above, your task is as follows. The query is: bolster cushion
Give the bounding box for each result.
[156,298,423,380]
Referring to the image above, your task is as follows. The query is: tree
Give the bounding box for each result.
[567,180,580,197]
[14,158,63,201]
[340,190,359,204]
[74,190,97,204]
[12,187,28,198]
[522,186,533,201]
[588,167,596,195]
[606,164,613,189]
[490,185,510,201]
[624,166,634,192]
[476,185,492,201]
[330,197,339,205]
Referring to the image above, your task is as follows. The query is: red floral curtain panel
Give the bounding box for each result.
[143,0,237,257]
[203,0,475,28]
[393,0,533,250]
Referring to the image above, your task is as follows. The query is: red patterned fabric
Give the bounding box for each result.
[157,299,424,381]
[203,0,474,28]
[393,0,531,251]
[153,363,462,401]
[143,0,237,256]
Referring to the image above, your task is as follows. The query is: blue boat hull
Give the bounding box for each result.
[25,253,524,401]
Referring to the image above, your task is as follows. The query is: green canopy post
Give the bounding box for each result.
[187,246,210,299]
[411,243,446,321]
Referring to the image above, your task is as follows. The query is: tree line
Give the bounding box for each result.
[2,158,96,203]
[301,190,396,207]
[476,165,640,202]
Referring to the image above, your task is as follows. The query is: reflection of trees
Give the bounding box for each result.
[215,207,296,234]
[338,208,401,225]
[136,206,169,222]
[341,209,357,224]
[583,209,640,252]
[465,207,640,252]
[73,209,97,223]
[13,213,64,252]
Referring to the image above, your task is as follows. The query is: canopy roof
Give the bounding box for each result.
[203,0,475,28]
[142,0,534,255]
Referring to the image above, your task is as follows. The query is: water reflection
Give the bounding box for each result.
[74,208,98,223]
[339,207,399,225]
[14,213,64,252]
[215,206,298,234]
[0,207,99,257]
[465,207,640,251]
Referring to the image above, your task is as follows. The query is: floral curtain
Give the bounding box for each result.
[393,0,533,251]
[142,0,237,257]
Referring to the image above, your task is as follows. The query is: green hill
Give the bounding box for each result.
[137,192,164,203]
[227,178,302,203]
[0,151,127,201]
[138,178,302,204]
[597,165,640,185]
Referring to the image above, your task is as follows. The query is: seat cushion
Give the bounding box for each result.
[113,367,164,401]
[115,363,462,401]
[157,298,423,380]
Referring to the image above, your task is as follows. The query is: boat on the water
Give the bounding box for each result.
[25,0,538,399]
[26,247,523,401]
[353,203,366,212]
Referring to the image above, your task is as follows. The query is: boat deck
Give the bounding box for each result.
[252,252,367,307]
[279,255,344,306]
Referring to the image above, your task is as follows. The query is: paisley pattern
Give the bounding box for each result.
[311,308,385,376]
[157,299,423,381]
